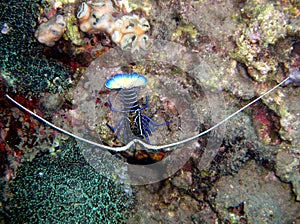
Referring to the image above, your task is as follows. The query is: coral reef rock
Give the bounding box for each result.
[233,2,289,82]
[208,161,300,223]
[275,150,300,201]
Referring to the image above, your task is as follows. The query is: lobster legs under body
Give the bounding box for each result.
[106,88,168,144]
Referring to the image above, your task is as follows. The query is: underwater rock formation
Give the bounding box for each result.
[233,2,289,82]
[275,150,300,201]
[208,161,300,223]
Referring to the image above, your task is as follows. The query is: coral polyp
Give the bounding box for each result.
[78,0,151,51]
[77,1,116,33]
[0,0,70,96]
[77,2,94,33]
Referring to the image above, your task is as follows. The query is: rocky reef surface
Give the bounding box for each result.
[1,0,300,223]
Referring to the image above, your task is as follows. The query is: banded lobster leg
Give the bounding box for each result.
[106,87,168,144]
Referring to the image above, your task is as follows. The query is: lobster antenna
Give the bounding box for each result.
[5,94,133,152]
[142,76,290,150]
[5,76,289,152]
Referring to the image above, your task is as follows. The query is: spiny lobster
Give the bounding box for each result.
[5,73,291,152]
[105,72,168,144]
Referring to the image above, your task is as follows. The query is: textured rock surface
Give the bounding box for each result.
[128,181,217,223]
[1,0,300,223]
[208,161,300,223]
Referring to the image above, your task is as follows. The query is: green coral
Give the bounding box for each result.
[233,2,290,82]
[0,0,70,96]
[241,3,287,46]
[3,140,133,223]
[64,14,84,46]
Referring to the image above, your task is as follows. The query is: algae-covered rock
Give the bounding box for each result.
[233,2,290,82]
[128,181,217,223]
[64,14,84,46]
[208,161,300,223]
[241,3,287,46]
[262,86,300,145]
[275,150,300,201]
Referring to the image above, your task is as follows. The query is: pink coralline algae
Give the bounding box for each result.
[252,103,281,145]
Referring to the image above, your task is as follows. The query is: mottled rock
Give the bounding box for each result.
[170,170,193,190]
[275,150,300,201]
[128,181,217,223]
[208,161,300,223]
